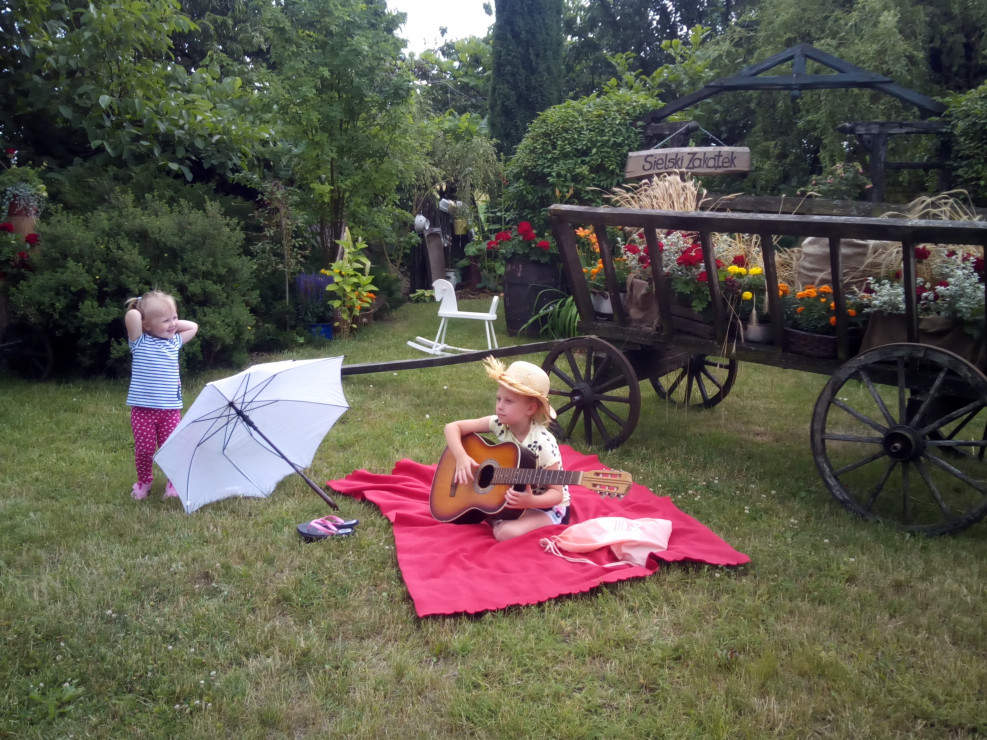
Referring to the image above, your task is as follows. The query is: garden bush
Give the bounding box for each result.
[503,89,656,231]
[947,82,987,205]
[8,191,257,375]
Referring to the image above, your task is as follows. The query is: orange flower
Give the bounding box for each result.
[829,302,836,311]
[797,306,805,314]
[847,308,857,317]
[778,283,791,297]
[818,285,833,294]
[829,316,837,326]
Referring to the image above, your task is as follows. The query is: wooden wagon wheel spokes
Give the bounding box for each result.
[542,337,641,451]
[811,343,987,536]
[650,355,738,409]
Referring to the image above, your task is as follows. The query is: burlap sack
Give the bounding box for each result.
[625,275,659,331]
[860,312,987,371]
[795,237,897,291]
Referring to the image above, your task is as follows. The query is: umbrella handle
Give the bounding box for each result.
[295,466,340,510]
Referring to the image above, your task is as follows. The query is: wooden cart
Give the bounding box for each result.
[546,205,987,536]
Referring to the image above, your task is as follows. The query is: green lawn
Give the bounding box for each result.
[1,299,985,738]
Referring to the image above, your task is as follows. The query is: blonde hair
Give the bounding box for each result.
[483,356,556,422]
[125,290,177,318]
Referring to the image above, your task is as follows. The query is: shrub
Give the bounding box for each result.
[503,89,656,231]
[8,191,257,375]
[947,83,987,205]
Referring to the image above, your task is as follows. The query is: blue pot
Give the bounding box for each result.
[309,323,334,340]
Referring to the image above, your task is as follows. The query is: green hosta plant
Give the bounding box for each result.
[322,232,378,338]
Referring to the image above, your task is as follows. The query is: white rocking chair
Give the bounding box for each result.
[407,279,500,356]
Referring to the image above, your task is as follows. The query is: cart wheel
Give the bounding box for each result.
[811,343,987,535]
[2,323,54,380]
[542,336,641,451]
[650,355,738,409]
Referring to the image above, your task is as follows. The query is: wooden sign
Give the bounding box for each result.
[625,147,751,178]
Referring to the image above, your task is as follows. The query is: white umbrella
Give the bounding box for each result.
[155,356,349,514]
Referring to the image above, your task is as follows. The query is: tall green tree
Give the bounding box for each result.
[561,0,749,98]
[264,0,426,263]
[411,36,493,118]
[488,0,564,155]
[696,0,987,198]
[0,0,270,179]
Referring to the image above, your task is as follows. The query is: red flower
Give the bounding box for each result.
[518,221,532,234]
[536,240,550,250]
[625,243,640,255]
[16,251,29,260]
[697,271,708,283]
[676,245,704,268]
[639,256,651,269]
[914,246,930,262]
[732,254,746,267]
[24,233,39,245]
[495,231,512,242]
[656,241,664,252]
[0,222,13,232]
[714,259,723,269]
[974,257,985,275]
[4,148,15,157]
[486,240,498,250]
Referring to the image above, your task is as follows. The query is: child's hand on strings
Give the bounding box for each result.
[453,454,480,485]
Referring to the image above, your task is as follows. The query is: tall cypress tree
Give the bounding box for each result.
[489,0,564,155]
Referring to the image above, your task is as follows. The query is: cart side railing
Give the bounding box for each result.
[549,205,987,360]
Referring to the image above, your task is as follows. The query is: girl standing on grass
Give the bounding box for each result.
[443,357,569,541]
[124,290,198,500]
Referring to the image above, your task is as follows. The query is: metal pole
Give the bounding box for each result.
[228,402,339,510]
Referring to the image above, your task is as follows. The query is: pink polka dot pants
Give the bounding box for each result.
[131,406,182,484]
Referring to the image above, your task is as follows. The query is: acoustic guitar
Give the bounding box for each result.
[430,433,633,523]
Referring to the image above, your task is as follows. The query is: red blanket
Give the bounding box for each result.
[328,445,749,617]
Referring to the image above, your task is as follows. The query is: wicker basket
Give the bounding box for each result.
[784,328,862,358]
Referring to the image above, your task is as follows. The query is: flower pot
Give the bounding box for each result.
[591,293,614,315]
[783,328,836,357]
[5,197,37,237]
[667,298,716,339]
[784,328,862,358]
[309,323,334,341]
[742,322,773,344]
[502,258,563,336]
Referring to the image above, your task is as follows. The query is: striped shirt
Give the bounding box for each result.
[126,333,184,409]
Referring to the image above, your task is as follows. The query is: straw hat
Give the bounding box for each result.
[483,356,556,421]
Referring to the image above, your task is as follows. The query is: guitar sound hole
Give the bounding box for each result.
[476,464,495,489]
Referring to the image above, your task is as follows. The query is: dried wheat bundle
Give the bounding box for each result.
[882,190,982,223]
[604,173,710,212]
[863,191,984,281]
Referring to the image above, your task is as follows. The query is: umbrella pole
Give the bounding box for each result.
[229,402,340,510]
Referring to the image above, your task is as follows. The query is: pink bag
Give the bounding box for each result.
[540,516,672,567]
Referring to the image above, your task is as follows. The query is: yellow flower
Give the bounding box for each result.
[727,265,742,274]
[741,291,753,300]
[749,267,763,276]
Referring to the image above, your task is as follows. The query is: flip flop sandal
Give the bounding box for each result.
[296,517,356,542]
[320,515,360,529]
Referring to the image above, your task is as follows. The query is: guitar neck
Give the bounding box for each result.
[490,467,584,488]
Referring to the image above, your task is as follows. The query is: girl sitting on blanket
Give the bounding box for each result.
[443,357,569,541]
